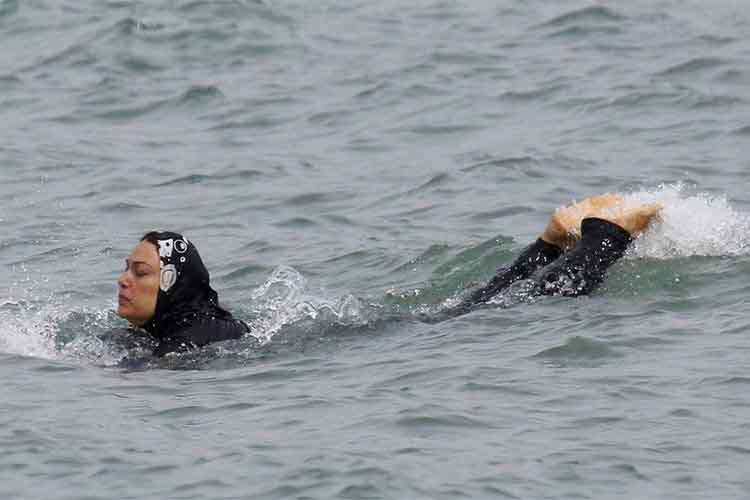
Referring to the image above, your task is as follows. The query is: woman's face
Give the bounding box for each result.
[117,240,160,325]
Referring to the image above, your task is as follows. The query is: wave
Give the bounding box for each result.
[657,57,727,77]
[533,336,622,362]
[539,6,626,28]
[244,266,371,344]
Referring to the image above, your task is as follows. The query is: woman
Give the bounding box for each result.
[117,196,659,355]
[117,231,250,357]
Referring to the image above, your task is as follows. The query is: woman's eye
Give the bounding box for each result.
[134,266,150,277]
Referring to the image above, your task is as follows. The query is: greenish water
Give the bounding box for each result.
[1,1,750,498]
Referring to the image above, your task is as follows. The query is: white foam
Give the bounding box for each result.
[0,295,127,365]
[0,299,59,359]
[623,183,750,258]
[246,265,368,343]
[56,307,129,367]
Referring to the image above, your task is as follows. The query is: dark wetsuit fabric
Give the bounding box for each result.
[455,217,632,313]
[150,317,249,357]
[140,231,249,357]
[536,217,632,296]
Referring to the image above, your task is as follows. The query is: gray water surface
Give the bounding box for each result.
[1,1,750,498]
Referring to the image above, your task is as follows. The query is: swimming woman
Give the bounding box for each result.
[116,195,660,356]
[117,231,249,357]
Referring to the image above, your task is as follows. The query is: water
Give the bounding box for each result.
[2,1,750,498]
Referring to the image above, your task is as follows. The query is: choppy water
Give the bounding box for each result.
[2,1,750,498]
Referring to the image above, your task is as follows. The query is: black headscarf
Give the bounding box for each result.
[140,231,232,338]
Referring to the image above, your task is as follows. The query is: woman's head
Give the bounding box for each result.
[117,231,214,329]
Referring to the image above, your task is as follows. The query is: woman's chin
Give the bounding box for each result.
[117,303,154,327]
[116,305,127,318]
[117,306,139,325]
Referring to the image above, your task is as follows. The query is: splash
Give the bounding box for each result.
[622,183,750,258]
[245,266,369,343]
[0,299,58,359]
[0,296,131,366]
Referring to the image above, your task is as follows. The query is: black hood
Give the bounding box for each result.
[140,231,231,337]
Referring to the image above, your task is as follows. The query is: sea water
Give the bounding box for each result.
[1,1,749,499]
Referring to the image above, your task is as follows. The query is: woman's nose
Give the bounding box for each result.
[118,272,130,288]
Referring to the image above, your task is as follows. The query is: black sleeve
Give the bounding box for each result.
[446,237,562,316]
[536,217,632,297]
[153,318,250,357]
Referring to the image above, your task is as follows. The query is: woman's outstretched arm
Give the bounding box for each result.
[440,196,659,317]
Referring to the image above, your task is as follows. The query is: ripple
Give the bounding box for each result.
[209,115,287,131]
[92,98,170,121]
[500,84,565,102]
[715,376,750,385]
[461,155,537,173]
[609,463,649,480]
[658,57,727,76]
[178,0,293,26]
[718,445,750,455]
[461,382,538,397]
[416,172,451,191]
[0,74,21,88]
[222,263,267,281]
[572,415,624,426]
[605,90,680,108]
[395,413,492,430]
[178,84,224,105]
[272,217,318,229]
[285,192,331,206]
[11,244,82,265]
[118,17,166,35]
[172,479,230,493]
[407,123,484,135]
[148,405,208,418]
[228,368,302,383]
[24,40,94,74]
[154,174,212,187]
[684,93,744,109]
[99,202,146,213]
[470,205,534,222]
[669,408,697,418]
[539,6,626,28]
[714,69,749,84]
[546,24,623,39]
[117,54,165,73]
[698,34,737,46]
[534,336,622,360]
